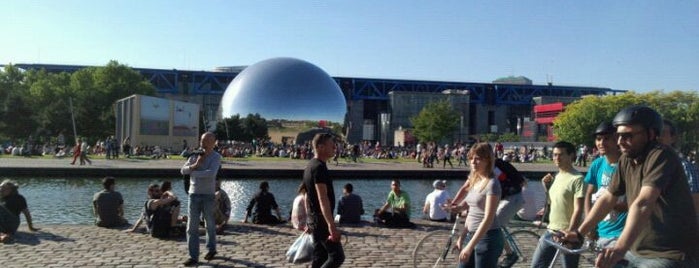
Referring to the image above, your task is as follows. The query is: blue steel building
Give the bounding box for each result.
[12,63,621,145]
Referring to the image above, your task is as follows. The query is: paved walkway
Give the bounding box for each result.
[0,157,596,267]
[1,220,598,268]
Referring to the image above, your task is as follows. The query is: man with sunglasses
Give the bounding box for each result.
[561,106,698,268]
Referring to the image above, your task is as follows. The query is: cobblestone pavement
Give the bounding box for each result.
[1,220,597,268]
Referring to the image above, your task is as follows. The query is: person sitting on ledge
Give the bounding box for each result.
[126,183,184,238]
[337,183,364,225]
[213,179,231,234]
[0,180,38,243]
[375,179,415,228]
[243,181,285,225]
[93,177,129,228]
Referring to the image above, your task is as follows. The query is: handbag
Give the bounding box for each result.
[286,232,314,264]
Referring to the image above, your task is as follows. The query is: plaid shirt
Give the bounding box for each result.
[681,159,699,193]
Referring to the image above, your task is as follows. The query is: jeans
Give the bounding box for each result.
[625,251,698,268]
[187,194,216,260]
[530,230,580,268]
[458,228,504,268]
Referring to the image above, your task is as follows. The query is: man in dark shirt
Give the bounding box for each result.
[337,183,364,225]
[1,180,38,243]
[93,177,128,227]
[243,181,283,224]
[562,106,698,267]
[303,133,345,268]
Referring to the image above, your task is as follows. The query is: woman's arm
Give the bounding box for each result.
[21,208,38,231]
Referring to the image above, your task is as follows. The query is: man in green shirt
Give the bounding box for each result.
[376,179,414,228]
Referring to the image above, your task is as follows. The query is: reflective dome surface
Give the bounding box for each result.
[219,57,347,124]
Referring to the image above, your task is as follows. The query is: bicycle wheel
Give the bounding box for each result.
[506,230,540,268]
[412,230,459,268]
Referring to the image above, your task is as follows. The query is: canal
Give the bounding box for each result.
[5,177,547,225]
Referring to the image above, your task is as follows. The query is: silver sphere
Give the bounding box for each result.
[219,57,347,124]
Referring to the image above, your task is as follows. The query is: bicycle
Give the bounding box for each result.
[542,232,628,268]
[412,214,462,268]
[412,217,541,268]
[499,224,541,268]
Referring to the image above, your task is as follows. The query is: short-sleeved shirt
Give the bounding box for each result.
[338,193,364,224]
[246,191,279,219]
[465,178,502,231]
[303,158,335,237]
[424,189,451,220]
[548,170,584,231]
[609,142,699,260]
[0,193,27,216]
[584,156,626,238]
[386,191,411,217]
[93,190,124,227]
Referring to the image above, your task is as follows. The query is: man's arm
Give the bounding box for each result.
[584,184,596,216]
[316,183,340,241]
[21,208,37,231]
[596,186,660,268]
[563,191,618,241]
[567,197,584,231]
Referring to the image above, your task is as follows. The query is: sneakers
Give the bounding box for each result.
[183,258,198,266]
[498,253,519,268]
[204,251,217,260]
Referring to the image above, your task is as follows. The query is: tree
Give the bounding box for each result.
[0,65,36,141]
[554,91,699,152]
[214,113,269,142]
[410,100,460,143]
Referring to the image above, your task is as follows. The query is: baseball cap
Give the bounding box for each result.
[433,180,446,188]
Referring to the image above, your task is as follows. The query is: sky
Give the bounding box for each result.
[2,1,698,92]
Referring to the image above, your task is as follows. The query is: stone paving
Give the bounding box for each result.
[1,220,599,268]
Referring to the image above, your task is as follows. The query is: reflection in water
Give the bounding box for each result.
[10,177,546,225]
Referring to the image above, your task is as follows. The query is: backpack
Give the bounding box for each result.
[494,159,525,198]
[145,200,172,238]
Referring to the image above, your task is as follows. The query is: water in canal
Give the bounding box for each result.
[5,177,547,225]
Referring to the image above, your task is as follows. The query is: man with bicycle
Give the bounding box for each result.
[583,122,626,251]
[561,106,698,268]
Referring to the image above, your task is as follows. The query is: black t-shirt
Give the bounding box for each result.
[246,191,279,217]
[0,193,28,216]
[303,158,335,232]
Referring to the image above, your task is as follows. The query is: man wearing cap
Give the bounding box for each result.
[423,180,451,222]
[561,106,698,267]
[583,122,626,254]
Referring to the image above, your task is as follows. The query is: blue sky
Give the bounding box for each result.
[2,1,698,92]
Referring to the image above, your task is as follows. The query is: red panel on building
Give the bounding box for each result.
[534,102,564,113]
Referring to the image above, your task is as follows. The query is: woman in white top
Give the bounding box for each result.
[450,143,504,268]
[290,184,307,231]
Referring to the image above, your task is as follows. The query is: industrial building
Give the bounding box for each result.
[12,63,622,145]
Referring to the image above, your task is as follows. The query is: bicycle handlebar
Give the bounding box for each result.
[542,234,589,255]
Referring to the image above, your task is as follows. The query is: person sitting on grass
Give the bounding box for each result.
[0,180,38,243]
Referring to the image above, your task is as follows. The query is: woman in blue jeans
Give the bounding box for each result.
[451,143,504,268]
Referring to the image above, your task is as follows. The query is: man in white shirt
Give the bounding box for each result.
[423,180,452,222]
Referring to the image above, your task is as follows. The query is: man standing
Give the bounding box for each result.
[303,133,345,268]
[531,141,584,268]
[423,180,451,222]
[93,177,128,227]
[181,132,221,266]
[583,122,626,251]
[564,106,698,267]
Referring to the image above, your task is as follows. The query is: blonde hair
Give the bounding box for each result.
[465,143,495,192]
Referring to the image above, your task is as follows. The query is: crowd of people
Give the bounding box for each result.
[3,105,699,268]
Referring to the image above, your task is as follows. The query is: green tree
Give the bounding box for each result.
[215,115,244,141]
[410,100,460,143]
[214,113,269,142]
[554,91,699,152]
[70,61,155,142]
[0,65,36,141]
[498,132,520,142]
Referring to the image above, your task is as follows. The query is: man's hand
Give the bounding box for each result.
[596,247,626,268]
[28,226,39,232]
[328,228,341,243]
